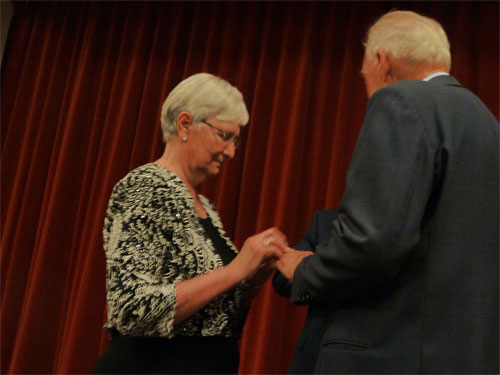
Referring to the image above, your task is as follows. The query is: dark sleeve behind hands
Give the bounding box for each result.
[272,212,320,297]
[291,87,436,306]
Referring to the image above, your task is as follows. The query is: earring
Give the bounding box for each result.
[182,136,188,141]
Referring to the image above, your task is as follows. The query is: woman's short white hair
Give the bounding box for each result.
[364,10,451,70]
[160,73,249,141]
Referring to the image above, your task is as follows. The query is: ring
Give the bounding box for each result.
[264,239,273,247]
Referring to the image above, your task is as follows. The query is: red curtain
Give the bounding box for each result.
[1,1,498,374]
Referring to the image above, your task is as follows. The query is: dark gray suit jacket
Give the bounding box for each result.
[273,209,338,374]
[291,76,499,374]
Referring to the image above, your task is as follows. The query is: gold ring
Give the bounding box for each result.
[264,239,272,247]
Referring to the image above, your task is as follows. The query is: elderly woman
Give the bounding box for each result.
[94,73,287,374]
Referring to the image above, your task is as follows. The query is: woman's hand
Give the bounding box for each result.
[227,227,288,283]
[246,261,277,285]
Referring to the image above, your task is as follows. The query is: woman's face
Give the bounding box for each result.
[187,117,241,179]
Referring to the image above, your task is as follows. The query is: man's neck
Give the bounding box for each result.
[391,57,449,81]
[405,65,450,81]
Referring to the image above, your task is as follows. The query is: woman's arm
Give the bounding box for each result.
[174,227,287,323]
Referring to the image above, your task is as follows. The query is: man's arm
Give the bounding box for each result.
[282,86,436,306]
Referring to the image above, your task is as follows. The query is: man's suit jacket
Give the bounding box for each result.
[273,209,338,374]
[290,76,499,374]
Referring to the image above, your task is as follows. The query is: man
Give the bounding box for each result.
[273,209,338,374]
[277,10,499,374]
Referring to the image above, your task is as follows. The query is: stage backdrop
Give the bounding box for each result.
[1,1,498,374]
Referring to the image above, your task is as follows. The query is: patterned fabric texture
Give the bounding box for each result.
[103,163,249,338]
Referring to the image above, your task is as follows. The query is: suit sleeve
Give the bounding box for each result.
[272,212,319,297]
[291,86,436,306]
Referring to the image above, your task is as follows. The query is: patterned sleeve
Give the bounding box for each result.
[103,172,177,337]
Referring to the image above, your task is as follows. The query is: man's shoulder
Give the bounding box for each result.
[368,77,461,112]
[379,75,461,97]
[379,79,429,96]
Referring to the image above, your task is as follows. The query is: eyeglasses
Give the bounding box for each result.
[201,120,241,149]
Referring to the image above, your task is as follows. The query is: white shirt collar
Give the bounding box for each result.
[423,72,450,81]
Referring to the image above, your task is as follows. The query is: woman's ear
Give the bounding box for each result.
[176,111,193,139]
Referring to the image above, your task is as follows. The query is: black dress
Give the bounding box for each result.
[93,334,239,374]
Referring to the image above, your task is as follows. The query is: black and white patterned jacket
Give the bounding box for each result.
[103,163,249,338]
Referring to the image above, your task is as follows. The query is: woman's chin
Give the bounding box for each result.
[207,164,222,177]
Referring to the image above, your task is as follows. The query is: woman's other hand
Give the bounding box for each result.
[227,227,288,283]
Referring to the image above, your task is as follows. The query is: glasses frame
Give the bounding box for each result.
[201,120,241,148]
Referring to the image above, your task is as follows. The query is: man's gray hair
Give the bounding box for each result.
[364,10,451,70]
[160,73,249,141]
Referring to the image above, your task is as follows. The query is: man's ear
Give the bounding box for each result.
[176,111,192,138]
[376,49,392,83]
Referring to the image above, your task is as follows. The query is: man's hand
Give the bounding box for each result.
[276,248,313,282]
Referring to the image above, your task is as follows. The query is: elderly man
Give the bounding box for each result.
[277,10,499,374]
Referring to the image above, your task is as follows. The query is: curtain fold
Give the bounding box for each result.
[1,1,498,374]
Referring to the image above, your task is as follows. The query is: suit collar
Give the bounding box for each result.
[423,72,449,81]
[427,74,462,87]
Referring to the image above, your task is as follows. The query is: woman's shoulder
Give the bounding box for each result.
[110,163,183,206]
[115,163,180,190]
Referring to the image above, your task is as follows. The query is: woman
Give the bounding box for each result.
[94,73,287,374]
